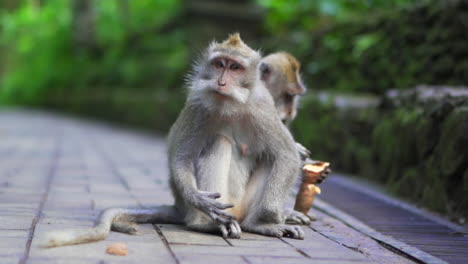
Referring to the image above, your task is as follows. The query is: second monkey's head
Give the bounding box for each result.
[260,52,307,125]
[188,33,264,117]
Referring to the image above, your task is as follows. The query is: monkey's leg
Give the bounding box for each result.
[241,162,304,240]
[41,205,182,248]
[186,135,241,238]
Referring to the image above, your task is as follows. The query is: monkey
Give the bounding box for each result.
[41,33,304,248]
[110,54,315,232]
[259,52,311,161]
[110,53,317,231]
[260,52,306,126]
[260,52,332,171]
[260,52,331,223]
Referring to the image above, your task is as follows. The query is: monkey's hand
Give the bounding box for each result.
[296,142,311,160]
[192,191,236,225]
[284,209,313,225]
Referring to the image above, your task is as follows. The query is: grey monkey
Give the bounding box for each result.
[42,33,304,248]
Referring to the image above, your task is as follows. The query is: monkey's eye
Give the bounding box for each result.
[230,63,241,71]
[214,60,224,69]
[284,93,294,103]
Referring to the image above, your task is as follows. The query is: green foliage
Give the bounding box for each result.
[291,93,377,173]
[0,0,187,129]
[260,0,468,94]
[258,0,420,33]
[0,1,72,104]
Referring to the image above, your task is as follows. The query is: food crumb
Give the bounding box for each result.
[106,242,128,256]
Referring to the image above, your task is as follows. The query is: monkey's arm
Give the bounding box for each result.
[168,135,236,225]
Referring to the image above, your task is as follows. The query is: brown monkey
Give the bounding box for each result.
[260,52,311,160]
[42,33,304,248]
[260,52,306,125]
[260,52,331,224]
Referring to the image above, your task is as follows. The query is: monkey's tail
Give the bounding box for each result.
[40,205,181,248]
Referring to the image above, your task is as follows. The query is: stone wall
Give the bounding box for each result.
[292,86,468,222]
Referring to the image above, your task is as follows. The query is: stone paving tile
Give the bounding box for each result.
[0,216,36,230]
[170,244,304,257]
[307,210,416,264]
[246,256,373,264]
[0,237,28,251]
[45,195,93,210]
[0,257,22,264]
[91,197,140,210]
[31,224,175,263]
[281,227,369,261]
[231,232,281,241]
[226,238,292,248]
[0,110,415,264]
[158,224,230,246]
[177,255,247,264]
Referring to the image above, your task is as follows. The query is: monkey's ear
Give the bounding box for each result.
[260,63,271,81]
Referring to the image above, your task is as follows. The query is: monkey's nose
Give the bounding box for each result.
[218,80,226,86]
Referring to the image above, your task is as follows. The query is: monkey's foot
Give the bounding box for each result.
[285,209,312,225]
[242,224,304,240]
[219,220,242,239]
[111,220,139,235]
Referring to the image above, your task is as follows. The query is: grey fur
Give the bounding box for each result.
[168,45,302,237]
[41,37,305,248]
[41,206,181,247]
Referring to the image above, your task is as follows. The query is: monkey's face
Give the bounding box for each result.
[276,93,300,125]
[191,55,257,116]
[260,55,306,124]
[207,56,251,104]
[187,33,262,116]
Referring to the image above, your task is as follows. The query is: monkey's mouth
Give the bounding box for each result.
[212,90,230,100]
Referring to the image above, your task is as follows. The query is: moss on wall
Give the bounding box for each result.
[292,87,468,220]
[293,0,468,94]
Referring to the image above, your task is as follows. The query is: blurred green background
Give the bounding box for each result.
[1,0,467,221]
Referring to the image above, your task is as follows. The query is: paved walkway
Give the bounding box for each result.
[0,109,416,264]
[319,174,468,264]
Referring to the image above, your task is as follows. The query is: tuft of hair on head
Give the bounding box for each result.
[224,32,243,47]
[208,33,261,63]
